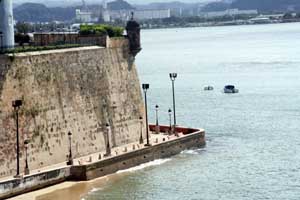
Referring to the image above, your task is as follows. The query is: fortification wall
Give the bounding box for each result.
[0,40,145,178]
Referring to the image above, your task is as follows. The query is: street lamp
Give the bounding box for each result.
[139,116,143,144]
[12,100,22,177]
[142,83,151,146]
[155,105,160,134]
[67,131,73,165]
[168,108,172,135]
[24,140,30,175]
[104,123,111,157]
[169,73,178,136]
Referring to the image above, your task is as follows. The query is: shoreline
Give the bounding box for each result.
[1,125,205,199]
[8,158,173,200]
[141,20,300,30]
[7,176,109,200]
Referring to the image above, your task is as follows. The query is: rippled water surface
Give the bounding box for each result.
[84,23,300,200]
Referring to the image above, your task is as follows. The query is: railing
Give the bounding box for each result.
[33,33,107,47]
[0,34,129,54]
[149,124,201,135]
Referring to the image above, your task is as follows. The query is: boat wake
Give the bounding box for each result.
[181,148,206,155]
[116,159,171,174]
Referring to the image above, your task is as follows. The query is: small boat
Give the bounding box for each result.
[204,86,214,91]
[224,85,239,93]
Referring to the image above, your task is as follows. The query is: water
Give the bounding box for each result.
[83,23,300,200]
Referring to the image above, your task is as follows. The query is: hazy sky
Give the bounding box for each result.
[14,0,217,5]
[128,0,214,3]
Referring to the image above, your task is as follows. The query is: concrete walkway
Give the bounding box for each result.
[0,131,182,183]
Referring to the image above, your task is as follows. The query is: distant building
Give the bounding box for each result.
[249,17,271,24]
[76,9,98,23]
[200,9,258,18]
[103,10,132,22]
[102,10,111,22]
[260,14,284,20]
[103,9,171,22]
[134,9,171,20]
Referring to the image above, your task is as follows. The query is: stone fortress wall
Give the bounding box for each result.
[0,38,145,178]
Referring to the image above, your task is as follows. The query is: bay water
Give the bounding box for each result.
[80,23,300,200]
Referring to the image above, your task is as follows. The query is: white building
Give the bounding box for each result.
[135,9,171,20]
[102,10,111,22]
[76,9,97,23]
[103,10,132,22]
[102,9,171,22]
[200,9,258,18]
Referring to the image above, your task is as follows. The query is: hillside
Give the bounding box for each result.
[14,0,135,22]
[231,0,300,12]
[107,0,135,10]
[202,0,300,12]
[14,3,76,22]
[202,2,230,12]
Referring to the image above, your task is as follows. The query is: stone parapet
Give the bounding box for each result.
[33,33,108,47]
[0,167,70,200]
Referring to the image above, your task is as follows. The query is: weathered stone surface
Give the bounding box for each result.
[0,40,145,178]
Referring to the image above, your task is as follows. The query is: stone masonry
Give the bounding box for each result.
[0,39,145,178]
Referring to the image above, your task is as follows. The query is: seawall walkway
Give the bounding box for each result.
[0,125,205,199]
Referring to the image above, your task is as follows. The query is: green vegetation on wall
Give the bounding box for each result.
[1,44,84,54]
[79,24,124,37]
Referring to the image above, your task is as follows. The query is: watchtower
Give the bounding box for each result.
[126,12,141,57]
[0,0,15,49]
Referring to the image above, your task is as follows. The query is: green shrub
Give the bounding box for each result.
[79,24,124,37]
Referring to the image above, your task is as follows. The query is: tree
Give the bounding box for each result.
[16,22,31,34]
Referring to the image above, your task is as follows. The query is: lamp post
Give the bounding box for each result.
[168,108,172,135]
[139,116,143,144]
[67,131,73,165]
[169,73,178,136]
[155,105,160,134]
[142,83,150,146]
[104,123,111,157]
[24,140,30,175]
[12,100,22,177]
